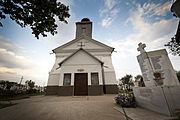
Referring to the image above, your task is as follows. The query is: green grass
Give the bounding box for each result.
[0,92,45,101]
[0,103,17,109]
[28,92,45,96]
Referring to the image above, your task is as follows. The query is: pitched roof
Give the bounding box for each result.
[58,48,104,66]
[53,35,114,53]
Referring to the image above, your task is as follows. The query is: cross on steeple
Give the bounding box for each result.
[137,42,146,53]
[78,42,85,48]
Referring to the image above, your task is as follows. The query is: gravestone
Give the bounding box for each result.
[137,43,179,87]
[134,43,180,116]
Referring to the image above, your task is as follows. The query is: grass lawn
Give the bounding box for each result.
[28,92,45,96]
[0,92,45,101]
[0,92,45,109]
[0,103,17,109]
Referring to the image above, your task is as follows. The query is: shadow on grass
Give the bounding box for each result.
[0,92,45,101]
[0,103,17,109]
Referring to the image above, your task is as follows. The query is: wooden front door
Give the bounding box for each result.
[74,73,88,96]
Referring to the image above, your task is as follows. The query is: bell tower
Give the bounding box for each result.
[75,18,92,38]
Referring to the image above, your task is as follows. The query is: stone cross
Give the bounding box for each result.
[137,42,146,53]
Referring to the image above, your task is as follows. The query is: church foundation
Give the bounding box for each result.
[88,85,104,95]
[46,85,118,96]
[104,85,118,94]
[57,86,74,96]
[46,86,58,95]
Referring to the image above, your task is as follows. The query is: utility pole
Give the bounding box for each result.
[19,76,23,90]
[19,76,23,85]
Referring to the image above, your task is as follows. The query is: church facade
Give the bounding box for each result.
[47,18,118,96]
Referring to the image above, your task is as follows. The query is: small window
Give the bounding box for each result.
[63,73,71,86]
[91,73,99,85]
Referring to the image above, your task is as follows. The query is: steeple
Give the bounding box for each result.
[75,18,92,38]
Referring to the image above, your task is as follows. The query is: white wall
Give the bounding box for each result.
[59,65,103,86]
[48,50,103,86]
[48,38,117,86]
[47,73,60,86]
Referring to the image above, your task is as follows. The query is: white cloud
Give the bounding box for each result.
[0,36,51,86]
[0,0,75,86]
[43,0,75,49]
[109,1,180,79]
[99,0,120,27]
[111,8,119,16]
[101,17,113,27]
[0,48,34,69]
[143,1,171,17]
[105,0,116,10]
[0,36,25,54]
[58,0,73,6]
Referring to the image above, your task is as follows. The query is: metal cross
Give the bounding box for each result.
[137,42,146,53]
[78,42,85,48]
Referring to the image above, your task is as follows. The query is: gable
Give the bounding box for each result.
[63,39,104,50]
[60,49,103,66]
[53,36,114,53]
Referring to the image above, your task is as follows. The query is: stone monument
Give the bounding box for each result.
[133,42,180,116]
[137,42,179,87]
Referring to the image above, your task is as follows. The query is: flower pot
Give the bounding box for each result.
[154,74,161,79]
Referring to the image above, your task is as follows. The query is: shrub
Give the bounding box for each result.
[26,89,38,94]
[114,93,137,108]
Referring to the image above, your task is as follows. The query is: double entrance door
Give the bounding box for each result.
[74,73,88,96]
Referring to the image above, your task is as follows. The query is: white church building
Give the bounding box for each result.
[47,18,118,96]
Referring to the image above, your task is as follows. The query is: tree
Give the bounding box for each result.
[25,80,35,89]
[0,0,70,39]
[134,75,145,87]
[134,75,142,81]
[0,80,6,90]
[5,81,17,90]
[165,36,180,56]
[167,3,180,56]
[119,74,134,91]
[176,71,180,82]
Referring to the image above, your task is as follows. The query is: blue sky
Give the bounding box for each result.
[0,0,179,86]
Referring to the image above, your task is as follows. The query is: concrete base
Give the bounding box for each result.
[46,84,118,96]
[88,85,104,95]
[133,86,180,116]
[105,85,118,94]
[46,86,58,95]
[46,86,73,96]
[57,86,73,96]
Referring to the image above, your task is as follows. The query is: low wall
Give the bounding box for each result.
[133,86,180,116]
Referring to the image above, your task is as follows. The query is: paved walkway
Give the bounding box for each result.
[0,95,169,120]
[0,95,126,120]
